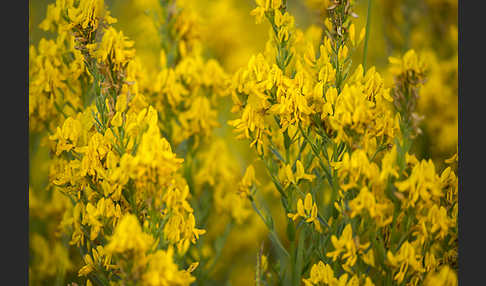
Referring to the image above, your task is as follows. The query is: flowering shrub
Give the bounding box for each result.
[29,0,457,285]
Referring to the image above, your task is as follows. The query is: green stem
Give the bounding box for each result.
[298,124,335,192]
[249,196,290,259]
[205,222,233,276]
[363,0,372,73]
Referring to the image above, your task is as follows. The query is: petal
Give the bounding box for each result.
[304,193,313,211]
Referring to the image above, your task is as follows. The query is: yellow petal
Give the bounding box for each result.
[304,193,313,212]
[311,203,318,218]
[297,199,306,217]
[349,24,356,46]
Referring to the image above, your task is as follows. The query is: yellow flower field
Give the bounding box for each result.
[29,0,457,285]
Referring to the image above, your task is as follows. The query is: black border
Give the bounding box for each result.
[458,0,483,285]
[7,0,29,284]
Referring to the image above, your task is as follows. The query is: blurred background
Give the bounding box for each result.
[29,0,457,285]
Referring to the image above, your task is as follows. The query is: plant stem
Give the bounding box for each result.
[363,0,372,73]
[249,196,290,259]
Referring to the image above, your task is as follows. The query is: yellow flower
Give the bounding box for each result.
[338,45,348,62]
[287,193,321,232]
[110,111,123,127]
[348,187,393,227]
[238,164,258,198]
[380,146,399,182]
[49,117,82,155]
[331,149,378,192]
[250,6,266,24]
[388,49,427,80]
[349,24,356,46]
[303,261,337,285]
[88,27,135,72]
[445,152,458,165]
[78,246,114,277]
[282,160,315,187]
[424,265,457,286]
[270,84,314,131]
[386,241,424,283]
[271,0,282,9]
[228,103,269,154]
[67,0,116,32]
[178,95,219,141]
[105,213,154,255]
[395,159,443,207]
[142,247,196,286]
[327,224,369,268]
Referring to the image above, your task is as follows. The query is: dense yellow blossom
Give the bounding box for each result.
[143,248,196,286]
[30,0,458,285]
[106,214,154,255]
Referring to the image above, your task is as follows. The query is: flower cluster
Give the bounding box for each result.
[29,0,458,285]
[228,1,457,285]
